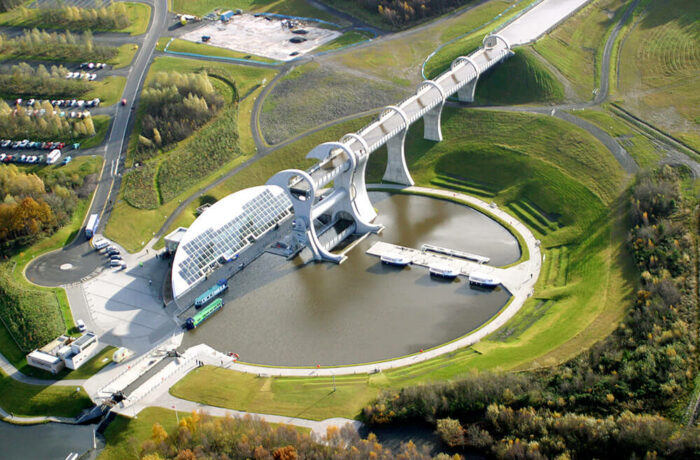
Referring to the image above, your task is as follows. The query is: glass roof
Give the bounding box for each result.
[172,186,292,298]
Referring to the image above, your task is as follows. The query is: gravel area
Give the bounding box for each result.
[260,65,410,144]
[181,14,341,61]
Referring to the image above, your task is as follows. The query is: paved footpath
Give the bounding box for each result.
[0,351,86,387]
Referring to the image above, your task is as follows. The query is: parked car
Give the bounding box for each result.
[109,259,123,267]
[0,153,5,161]
[27,98,35,106]
[15,98,22,106]
[61,156,72,165]
[0,140,10,148]
[88,74,97,81]
[107,249,120,256]
[18,139,29,148]
[76,319,86,332]
[3,155,13,162]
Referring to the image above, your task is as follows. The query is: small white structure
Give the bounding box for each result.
[26,331,100,373]
[164,227,188,254]
[63,332,99,370]
[26,350,64,374]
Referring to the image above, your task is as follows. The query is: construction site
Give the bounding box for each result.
[180,13,342,61]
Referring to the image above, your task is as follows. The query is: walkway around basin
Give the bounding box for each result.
[110,185,539,432]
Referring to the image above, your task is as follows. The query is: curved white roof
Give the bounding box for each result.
[172,185,292,298]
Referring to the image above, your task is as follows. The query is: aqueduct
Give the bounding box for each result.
[268,34,513,262]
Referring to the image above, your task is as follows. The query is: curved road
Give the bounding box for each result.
[26,0,168,286]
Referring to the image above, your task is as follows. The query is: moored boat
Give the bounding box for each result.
[380,254,411,267]
[468,272,500,287]
[429,263,460,279]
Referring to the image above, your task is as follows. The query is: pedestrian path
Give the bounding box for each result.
[0,351,86,387]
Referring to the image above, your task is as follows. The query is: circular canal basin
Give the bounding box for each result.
[180,192,521,366]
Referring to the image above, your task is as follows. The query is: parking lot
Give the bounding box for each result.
[180,14,342,61]
[75,245,179,353]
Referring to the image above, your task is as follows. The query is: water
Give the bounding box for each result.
[0,421,96,460]
[181,192,520,366]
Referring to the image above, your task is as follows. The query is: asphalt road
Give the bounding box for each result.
[26,0,168,286]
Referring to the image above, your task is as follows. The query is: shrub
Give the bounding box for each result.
[123,161,159,209]
[0,62,90,99]
[0,265,64,351]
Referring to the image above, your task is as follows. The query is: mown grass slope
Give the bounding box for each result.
[533,0,628,100]
[617,0,700,150]
[472,48,565,105]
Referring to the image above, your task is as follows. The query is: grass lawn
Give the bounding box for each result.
[533,0,628,100]
[79,115,111,149]
[63,345,116,380]
[157,37,278,64]
[122,2,152,35]
[312,30,373,53]
[0,369,93,417]
[109,44,139,70]
[85,76,126,106]
[617,0,700,150]
[571,107,662,168]
[171,367,379,421]
[0,2,150,35]
[169,107,633,420]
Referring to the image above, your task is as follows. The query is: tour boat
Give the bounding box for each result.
[429,263,460,280]
[380,254,411,267]
[468,272,500,288]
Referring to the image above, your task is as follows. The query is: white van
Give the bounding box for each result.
[92,238,110,250]
[112,347,130,363]
[76,319,86,332]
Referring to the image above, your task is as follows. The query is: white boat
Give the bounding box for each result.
[429,263,460,279]
[469,272,500,287]
[380,254,411,267]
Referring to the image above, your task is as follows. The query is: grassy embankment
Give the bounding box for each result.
[314,30,374,53]
[156,37,277,64]
[616,0,700,151]
[259,61,407,145]
[85,76,127,106]
[171,0,348,25]
[468,48,564,105]
[167,107,632,421]
[0,2,151,35]
[0,157,103,379]
[0,369,93,418]
[104,57,277,252]
[336,0,532,88]
[571,107,662,168]
[533,0,629,100]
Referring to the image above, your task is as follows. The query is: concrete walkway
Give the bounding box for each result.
[0,404,75,425]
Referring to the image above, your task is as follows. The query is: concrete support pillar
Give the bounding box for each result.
[423,105,443,141]
[383,133,414,186]
[457,78,478,103]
